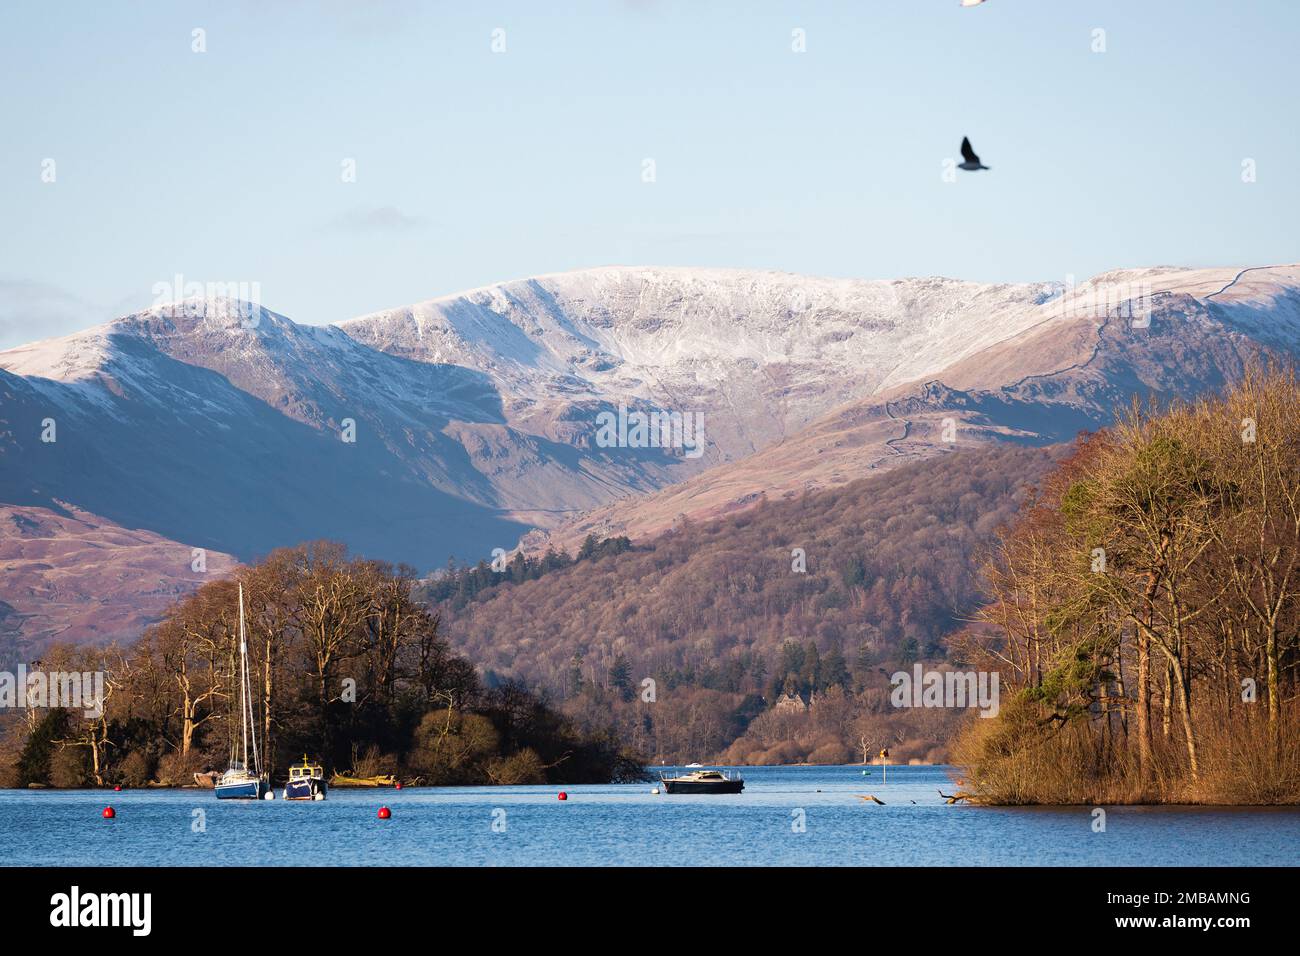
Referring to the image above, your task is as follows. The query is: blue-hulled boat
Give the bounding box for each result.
[216,584,270,801]
[216,763,267,800]
[283,755,327,801]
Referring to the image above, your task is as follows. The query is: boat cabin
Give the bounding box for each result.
[288,756,324,781]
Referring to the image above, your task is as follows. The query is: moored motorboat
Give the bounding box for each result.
[283,755,327,800]
[659,768,744,794]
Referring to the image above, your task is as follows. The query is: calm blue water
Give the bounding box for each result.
[2,766,1295,866]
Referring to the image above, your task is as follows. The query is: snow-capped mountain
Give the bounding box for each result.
[0,294,699,569]
[532,264,1300,550]
[2,263,1299,661]
[340,266,1070,460]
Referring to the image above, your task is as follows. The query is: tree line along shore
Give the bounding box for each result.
[0,542,647,789]
[955,367,1300,804]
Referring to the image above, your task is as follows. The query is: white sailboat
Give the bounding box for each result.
[216,583,270,800]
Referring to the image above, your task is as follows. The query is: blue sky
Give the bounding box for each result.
[2,0,1298,347]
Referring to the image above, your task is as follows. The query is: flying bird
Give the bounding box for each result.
[959,136,990,171]
[960,0,987,6]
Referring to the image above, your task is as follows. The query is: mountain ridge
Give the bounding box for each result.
[2,262,1299,662]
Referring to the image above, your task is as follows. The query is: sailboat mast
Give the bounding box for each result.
[238,583,249,770]
[247,625,260,776]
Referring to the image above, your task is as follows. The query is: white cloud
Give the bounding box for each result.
[323,205,428,234]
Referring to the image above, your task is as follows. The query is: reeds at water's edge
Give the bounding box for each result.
[953,700,1300,805]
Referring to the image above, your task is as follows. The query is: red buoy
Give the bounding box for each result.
[114,785,121,791]
[377,806,391,819]
[557,791,568,801]
[394,782,402,790]
[102,806,115,819]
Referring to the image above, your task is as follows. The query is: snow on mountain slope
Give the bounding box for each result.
[340,267,1067,459]
[0,297,693,522]
[526,264,1300,551]
[0,298,504,438]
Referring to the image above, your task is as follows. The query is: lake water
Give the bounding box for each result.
[2,766,1295,866]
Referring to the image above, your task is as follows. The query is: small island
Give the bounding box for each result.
[0,544,647,790]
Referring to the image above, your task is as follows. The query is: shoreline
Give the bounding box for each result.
[8,780,1300,808]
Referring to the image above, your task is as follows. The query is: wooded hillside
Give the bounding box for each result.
[432,443,1061,762]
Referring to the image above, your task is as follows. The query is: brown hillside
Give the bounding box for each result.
[438,443,1062,699]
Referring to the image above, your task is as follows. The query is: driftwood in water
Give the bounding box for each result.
[937,788,971,804]
[857,794,886,805]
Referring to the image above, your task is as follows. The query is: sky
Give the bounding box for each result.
[1,0,1298,348]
